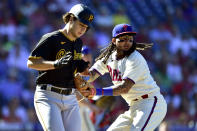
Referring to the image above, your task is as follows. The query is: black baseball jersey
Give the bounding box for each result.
[30,30,83,88]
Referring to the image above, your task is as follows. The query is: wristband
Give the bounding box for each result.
[103,87,113,96]
[96,88,103,95]
[96,87,113,96]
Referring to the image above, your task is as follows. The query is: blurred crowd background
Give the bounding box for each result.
[0,0,197,130]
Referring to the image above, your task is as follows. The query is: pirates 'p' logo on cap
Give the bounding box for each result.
[88,14,94,22]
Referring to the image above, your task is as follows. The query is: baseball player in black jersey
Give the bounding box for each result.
[27,4,94,131]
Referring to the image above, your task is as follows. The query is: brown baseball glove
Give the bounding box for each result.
[74,73,94,98]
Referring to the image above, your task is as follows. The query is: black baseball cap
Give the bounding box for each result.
[112,24,136,38]
[69,4,94,27]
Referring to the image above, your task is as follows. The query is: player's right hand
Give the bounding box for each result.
[54,52,73,69]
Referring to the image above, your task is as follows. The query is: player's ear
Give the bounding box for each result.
[112,38,116,45]
[68,14,77,23]
[69,16,74,22]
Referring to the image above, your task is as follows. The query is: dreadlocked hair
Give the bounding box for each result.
[95,39,153,64]
[95,42,116,64]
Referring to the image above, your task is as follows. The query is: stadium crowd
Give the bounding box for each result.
[0,0,197,130]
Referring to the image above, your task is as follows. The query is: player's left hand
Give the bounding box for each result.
[54,52,73,68]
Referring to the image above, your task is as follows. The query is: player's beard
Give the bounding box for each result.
[116,41,136,59]
[123,41,136,56]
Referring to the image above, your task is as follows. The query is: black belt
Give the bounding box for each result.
[40,85,72,95]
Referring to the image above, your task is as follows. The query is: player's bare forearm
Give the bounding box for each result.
[27,57,55,71]
[112,79,134,96]
[87,69,100,82]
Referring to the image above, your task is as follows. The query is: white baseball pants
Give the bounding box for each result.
[34,86,81,131]
[107,93,167,131]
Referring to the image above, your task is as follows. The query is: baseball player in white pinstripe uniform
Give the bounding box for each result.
[85,24,167,131]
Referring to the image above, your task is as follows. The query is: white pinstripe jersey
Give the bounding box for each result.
[91,50,160,104]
